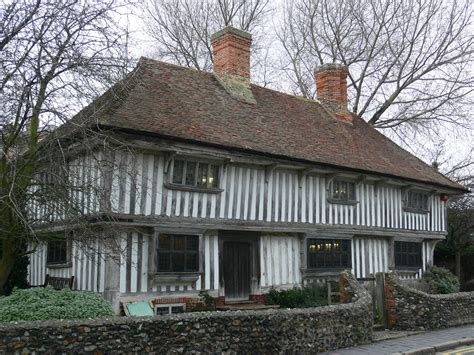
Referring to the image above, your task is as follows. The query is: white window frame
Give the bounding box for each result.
[154,303,186,315]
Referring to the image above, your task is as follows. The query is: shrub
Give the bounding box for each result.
[265,284,329,308]
[423,266,460,294]
[0,287,114,322]
[199,291,216,311]
[1,254,29,296]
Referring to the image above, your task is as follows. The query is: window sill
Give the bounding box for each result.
[46,262,72,269]
[164,182,223,194]
[149,272,201,286]
[301,268,349,277]
[393,267,421,272]
[327,198,358,206]
[403,207,430,214]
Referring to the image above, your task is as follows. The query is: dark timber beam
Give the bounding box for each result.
[265,164,278,183]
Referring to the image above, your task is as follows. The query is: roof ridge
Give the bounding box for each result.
[141,56,328,107]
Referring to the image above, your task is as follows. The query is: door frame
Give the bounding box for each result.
[218,230,260,301]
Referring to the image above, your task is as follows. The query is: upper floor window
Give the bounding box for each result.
[330,179,356,203]
[307,238,351,269]
[404,191,429,212]
[394,241,422,269]
[157,234,199,272]
[171,159,219,189]
[47,238,69,266]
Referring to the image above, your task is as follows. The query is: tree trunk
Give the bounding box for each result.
[455,250,462,282]
[0,239,16,292]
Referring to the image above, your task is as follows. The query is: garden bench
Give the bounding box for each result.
[43,274,75,290]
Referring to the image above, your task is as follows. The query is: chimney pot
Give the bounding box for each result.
[315,63,352,123]
[211,26,252,80]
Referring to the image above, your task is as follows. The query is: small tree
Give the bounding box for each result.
[444,193,474,280]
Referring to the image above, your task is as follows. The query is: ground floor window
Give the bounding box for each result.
[157,234,199,272]
[307,238,351,269]
[394,241,422,268]
[47,238,69,265]
[154,304,186,315]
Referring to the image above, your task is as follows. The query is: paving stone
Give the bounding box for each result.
[333,324,474,355]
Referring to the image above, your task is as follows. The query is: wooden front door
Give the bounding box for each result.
[223,241,251,301]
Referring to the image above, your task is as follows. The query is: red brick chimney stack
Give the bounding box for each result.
[211,26,252,80]
[315,64,352,123]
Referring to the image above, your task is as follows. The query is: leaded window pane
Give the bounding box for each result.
[171,159,220,189]
[187,237,199,251]
[172,253,185,271]
[47,239,68,265]
[197,163,208,187]
[406,191,429,211]
[186,253,198,271]
[174,235,185,251]
[209,165,219,188]
[172,160,185,184]
[331,180,356,201]
[185,161,197,185]
[394,241,421,268]
[349,184,356,200]
[159,234,171,250]
[307,239,351,269]
[332,180,340,200]
[158,252,171,271]
[157,234,199,272]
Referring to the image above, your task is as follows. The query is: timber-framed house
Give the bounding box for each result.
[27,27,468,312]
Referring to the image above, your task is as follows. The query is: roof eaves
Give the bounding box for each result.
[96,124,469,194]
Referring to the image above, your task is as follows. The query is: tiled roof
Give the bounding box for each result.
[81,57,466,192]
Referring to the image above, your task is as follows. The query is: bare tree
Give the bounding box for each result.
[278,0,474,132]
[143,0,273,78]
[0,0,132,291]
[430,143,474,187]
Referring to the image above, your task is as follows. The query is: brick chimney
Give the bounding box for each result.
[315,64,352,123]
[211,26,252,80]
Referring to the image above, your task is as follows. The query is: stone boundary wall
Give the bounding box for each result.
[385,273,474,330]
[0,272,372,354]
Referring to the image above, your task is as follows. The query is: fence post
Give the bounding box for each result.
[375,272,387,327]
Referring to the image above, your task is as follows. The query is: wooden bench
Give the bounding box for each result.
[43,274,75,290]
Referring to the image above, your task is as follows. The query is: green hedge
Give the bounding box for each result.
[265,284,329,308]
[423,266,460,294]
[0,287,114,322]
